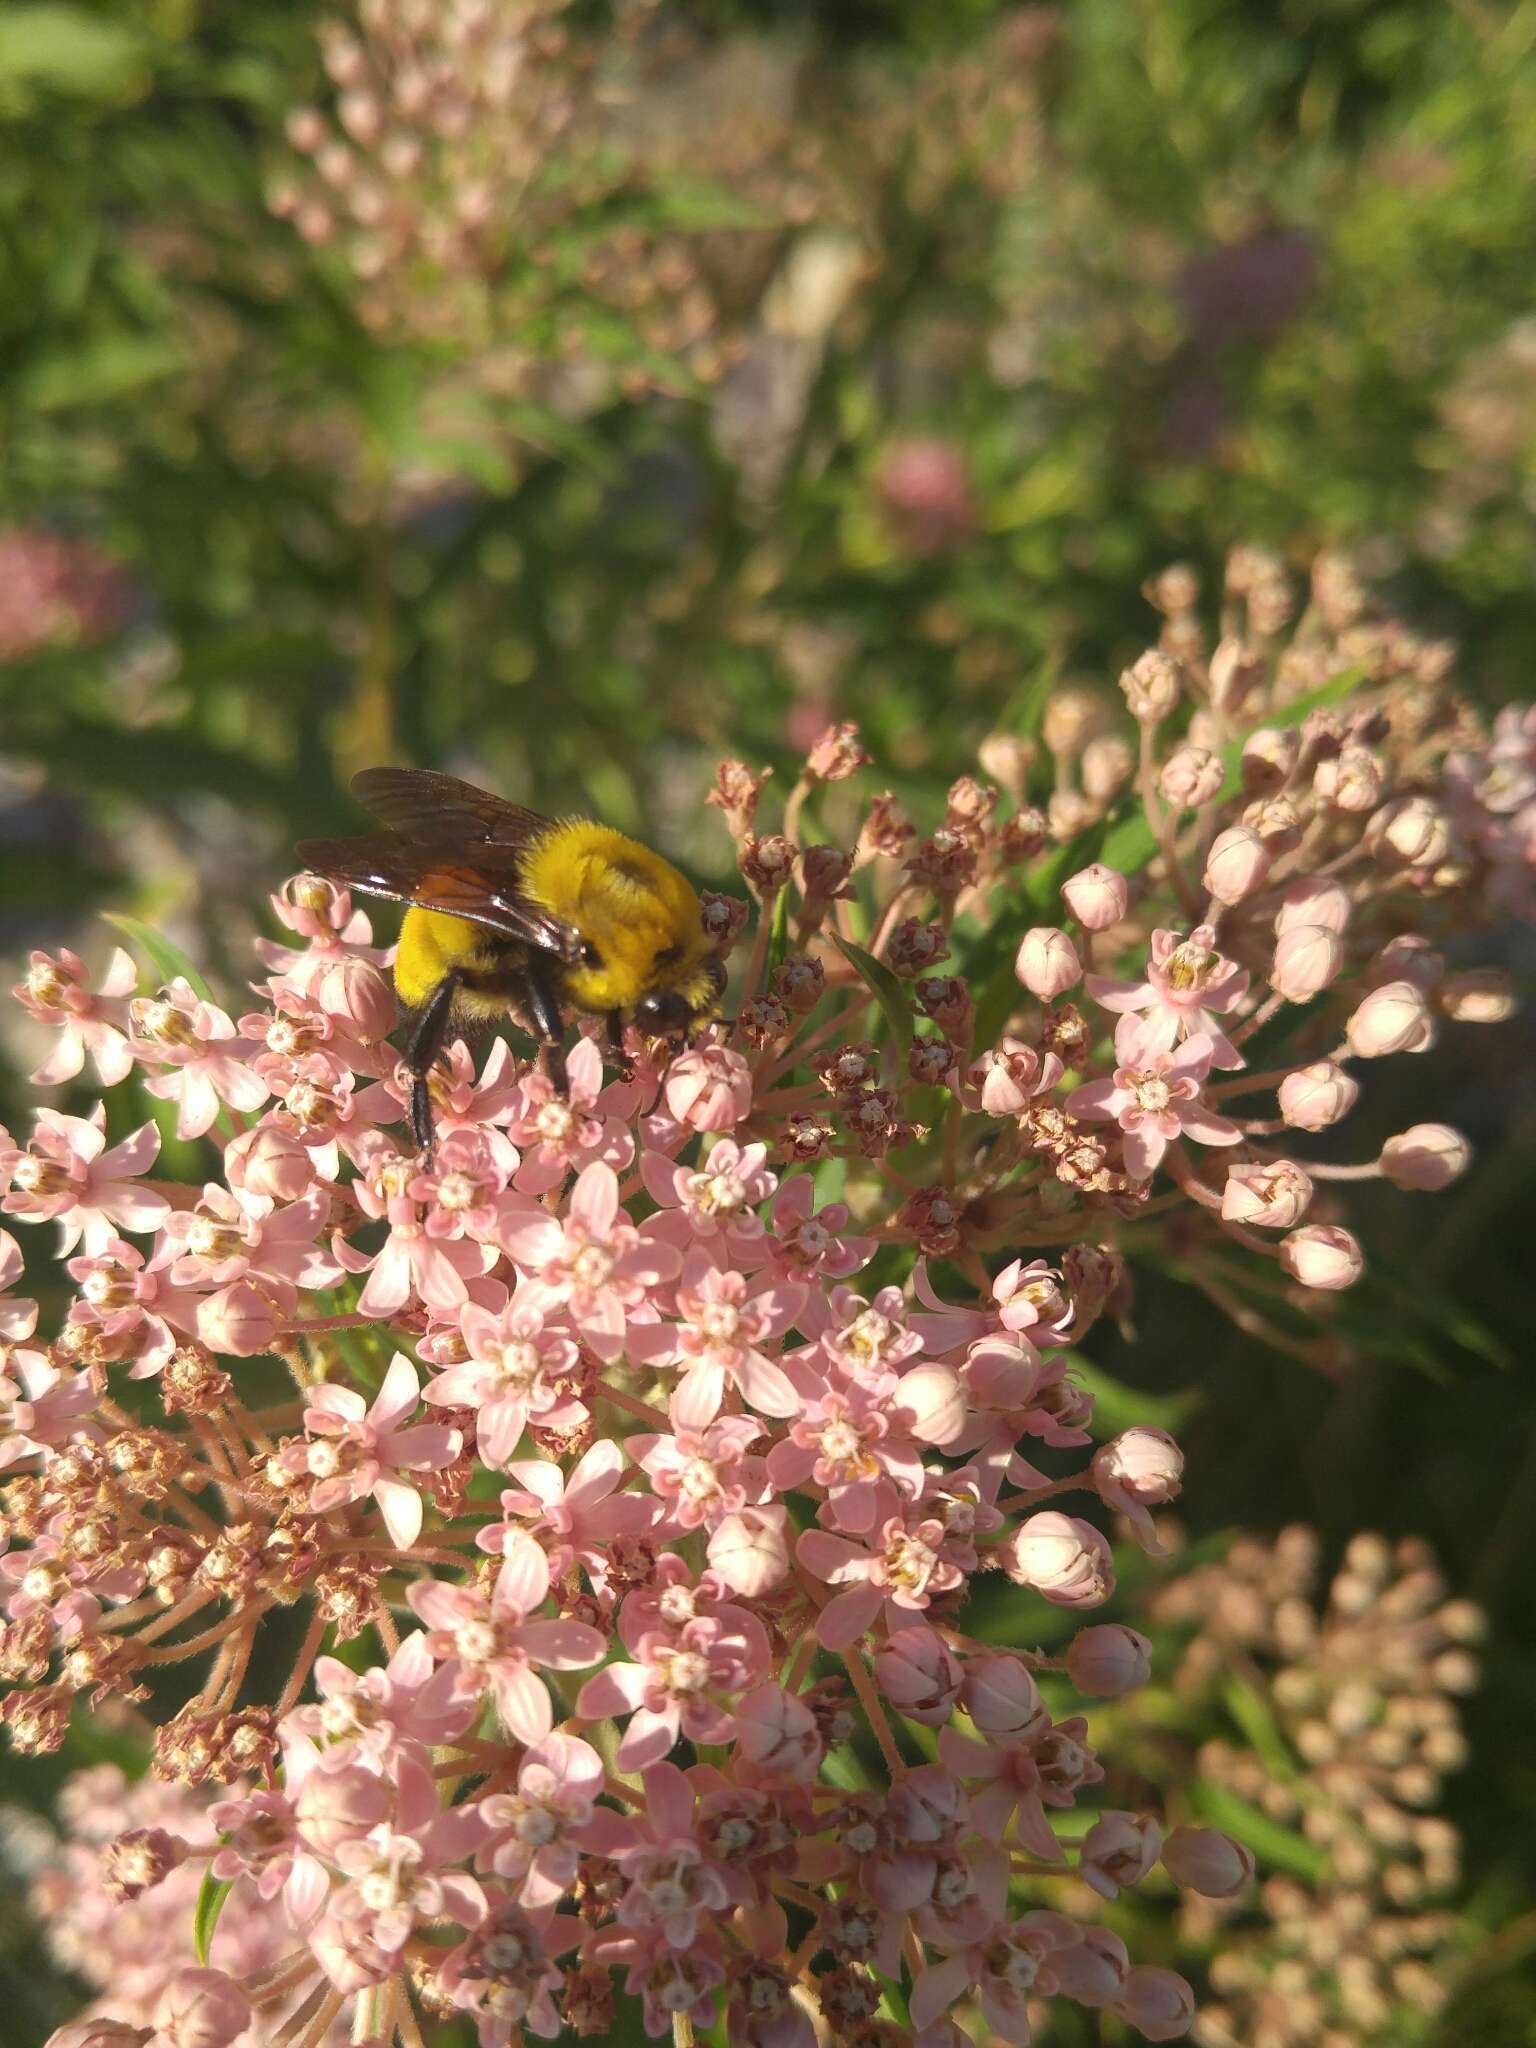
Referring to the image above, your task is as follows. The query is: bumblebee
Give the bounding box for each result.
[297,767,727,1151]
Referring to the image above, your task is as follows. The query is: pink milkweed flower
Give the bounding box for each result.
[628,1255,803,1426]
[477,1729,606,1906]
[357,1037,521,1166]
[130,980,270,1140]
[0,1106,169,1255]
[65,1236,194,1378]
[154,1184,340,1299]
[822,1284,926,1378]
[481,1437,658,1591]
[257,874,388,985]
[911,1886,1078,2045]
[288,1630,477,1759]
[506,1036,636,1194]
[630,1414,767,1533]
[424,1292,583,1468]
[990,1257,1073,1344]
[640,1136,776,1264]
[576,1595,772,1769]
[436,1897,574,2041]
[763,1175,875,1289]
[938,1711,1103,1856]
[1078,1810,1163,1900]
[1091,1428,1183,1556]
[343,1173,495,1320]
[664,1044,754,1130]
[284,1352,462,1549]
[14,945,136,1087]
[797,1511,966,1648]
[330,1807,487,1959]
[408,1531,607,1743]
[208,1783,328,1925]
[965,1037,1064,1116]
[497,1160,681,1363]
[1065,1032,1241,1180]
[0,1348,97,1468]
[0,1230,36,1343]
[584,1760,741,1950]
[406,1127,515,1243]
[766,1382,924,1534]
[1087,924,1249,1068]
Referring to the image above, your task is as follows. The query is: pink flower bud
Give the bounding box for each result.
[1120,649,1183,723]
[1207,636,1263,714]
[1082,735,1134,804]
[196,1279,279,1358]
[314,955,396,1040]
[1160,1824,1255,1897]
[1160,745,1225,809]
[1000,1511,1115,1607]
[893,1362,966,1447]
[1440,968,1515,1022]
[1015,927,1081,1000]
[1379,1123,1471,1191]
[1067,1624,1153,1696]
[1279,1224,1364,1291]
[1114,1964,1197,2041]
[1368,933,1441,989]
[1346,979,1435,1057]
[151,1969,252,2048]
[734,1683,823,1779]
[294,1760,392,1855]
[1275,876,1351,934]
[961,1654,1049,1739]
[707,1506,790,1597]
[1269,924,1344,1001]
[1079,1810,1162,1899]
[1062,864,1129,931]
[1050,1928,1129,2007]
[875,1626,962,1726]
[1278,1060,1358,1130]
[223,1123,314,1202]
[1092,1429,1182,1554]
[664,1045,753,1129]
[1202,825,1271,905]
[1313,743,1383,812]
[1220,1159,1314,1229]
[1367,793,1451,867]
[1240,726,1299,793]
[47,2028,151,2048]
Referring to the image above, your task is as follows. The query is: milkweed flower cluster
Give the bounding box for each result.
[1148,1528,1482,2048]
[1,554,1524,2046]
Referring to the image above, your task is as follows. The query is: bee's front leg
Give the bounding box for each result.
[400,969,460,1160]
[604,1008,636,1081]
[520,959,569,1096]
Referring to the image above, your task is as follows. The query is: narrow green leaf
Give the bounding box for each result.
[765,879,792,979]
[1190,1780,1326,1883]
[832,935,913,1053]
[1221,1676,1300,1782]
[1066,1354,1197,1436]
[104,913,217,1004]
[193,1869,233,1965]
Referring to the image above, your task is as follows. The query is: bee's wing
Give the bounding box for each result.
[350,767,550,851]
[294,831,585,960]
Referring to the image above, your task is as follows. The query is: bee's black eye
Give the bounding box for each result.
[580,940,600,968]
[635,989,692,1033]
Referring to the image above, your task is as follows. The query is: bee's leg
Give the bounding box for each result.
[520,959,568,1096]
[401,970,459,1156]
[604,1008,635,1080]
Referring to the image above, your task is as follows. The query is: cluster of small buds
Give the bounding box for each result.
[3,554,1526,2046]
[268,0,818,392]
[1147,1527,1481,2048]
[0,526,132,664]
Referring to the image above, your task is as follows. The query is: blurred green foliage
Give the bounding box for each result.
[3,0,1536,2039]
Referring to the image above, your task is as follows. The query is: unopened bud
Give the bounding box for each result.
[152,1969,252,2048]
[1042,686,1107,756]
[197,1281,278,1359]
[1114,1965,1197,2043]
[1067,1624,1153,1697]
[1270,924,1344,1001]
[1062,863,1129,932]
[1313,744,1384,812]
[1203,825,1271,905]
[1379,1124,1471,1191]
[1346,980,1435,1057]
[1082,734,1134,803]
[1241,726,1299,794]
[1162,1825,1255,1897]
[1015,927,1081,1000]
[1120,650,1183,724]
[1276,877,1351,934]
[1160,745,1225,809]
[1001,1512,1114,1606]
[1440,968,1514,1023]
[707,1507,790,1598]
[1278,1060,1358,1130]
[961,1654,1050,1739]
[1221,1159,1314,1228]
[1368,794,1452,867]
[1080,1810,1162,1900]
[1279,1224,1364,1290]
[977,732,1036,795]
[1208,637,1264,713]
[874,1626,962,1726]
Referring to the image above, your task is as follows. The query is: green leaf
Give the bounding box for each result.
[20,334,180,411]
[1066,1353,1197,1437]
[0,6,147,100]
[1221,1676,1300,1782]
[1189,1780,1326,1883]
[765,879,792,979]
[104,914,217,1004]
[832,935,913,1053]
[192,1868,233,1965]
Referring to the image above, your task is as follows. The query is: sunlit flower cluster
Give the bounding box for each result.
[0,553,1525,2046]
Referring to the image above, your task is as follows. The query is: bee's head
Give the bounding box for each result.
[635,957,727,1037]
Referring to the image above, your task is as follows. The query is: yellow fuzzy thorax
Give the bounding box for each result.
[521,819,716,1013]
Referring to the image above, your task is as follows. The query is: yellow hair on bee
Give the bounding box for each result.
[394,908,511,1016]
[520,819,715,1013]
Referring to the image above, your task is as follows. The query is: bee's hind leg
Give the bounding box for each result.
[400,969,460,1159]
[519,960,569,1096]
